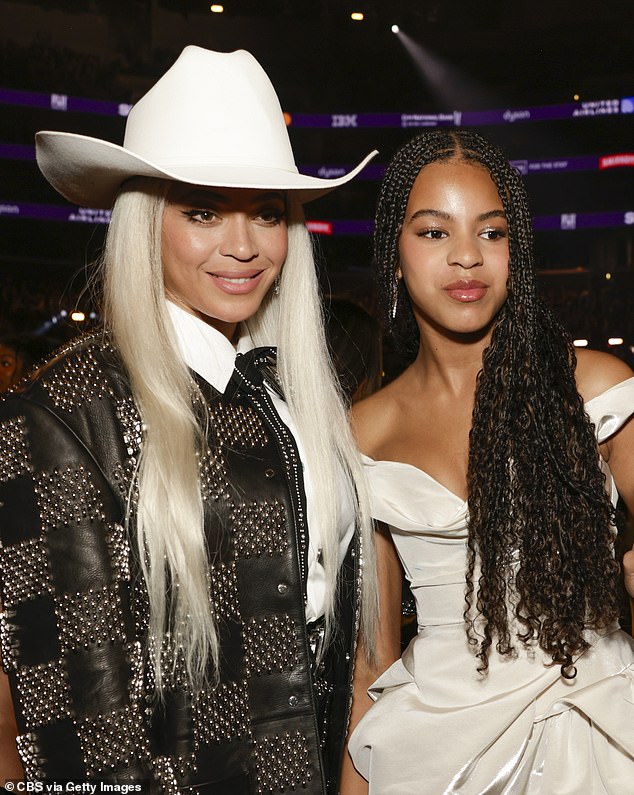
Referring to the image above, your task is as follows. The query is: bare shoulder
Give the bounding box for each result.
[574,347,634,403]
[351,377,406,458]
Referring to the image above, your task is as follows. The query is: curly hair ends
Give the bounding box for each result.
[375,129,620,675]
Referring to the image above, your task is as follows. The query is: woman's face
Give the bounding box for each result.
[398,159,509,340]
[161,185,288,338]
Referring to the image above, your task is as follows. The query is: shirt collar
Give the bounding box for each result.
[166,300,253,394]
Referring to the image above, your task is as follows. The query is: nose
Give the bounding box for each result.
[448,236,482,270]
[219,215,258,261]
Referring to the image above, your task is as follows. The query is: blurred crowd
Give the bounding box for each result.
[0,38,120,98]
[0,272,98,392]
[543,280,634,368]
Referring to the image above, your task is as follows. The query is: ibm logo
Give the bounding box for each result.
[331,114,358,128]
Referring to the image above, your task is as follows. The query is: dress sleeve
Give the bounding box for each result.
[584,376,634,444]
[0,394,155,784]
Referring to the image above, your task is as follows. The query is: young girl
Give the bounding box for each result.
[342,129,634,794]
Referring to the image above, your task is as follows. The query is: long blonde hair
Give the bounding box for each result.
[101,177,377,690]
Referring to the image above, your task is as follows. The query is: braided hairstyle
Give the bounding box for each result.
[375,129,619,676]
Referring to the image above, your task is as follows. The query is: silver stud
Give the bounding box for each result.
[41,343,113,411]
[243,614,298,676]
[0,416,33,482]
[232,499,288,558]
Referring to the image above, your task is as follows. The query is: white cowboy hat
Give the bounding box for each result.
[35,45,377,209]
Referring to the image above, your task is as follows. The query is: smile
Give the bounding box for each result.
[208,269,265,295]
[213,275,255,284]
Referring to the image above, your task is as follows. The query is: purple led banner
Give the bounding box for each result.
[533,211,634,232]
[299,163,386,181]
[0,87,52,110]
[289,98,630,128]
[1,85,632,127]
[510,154,599,174]
[289,113,403,128]
[0,143,35,160]
[0,201,111,223]
[3,143,632,179]
[0,86,132,117]
[462,99,620,126]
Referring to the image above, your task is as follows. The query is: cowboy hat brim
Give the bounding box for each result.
[36,131,378,209]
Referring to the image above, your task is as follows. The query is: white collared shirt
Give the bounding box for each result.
[166,300,354,622]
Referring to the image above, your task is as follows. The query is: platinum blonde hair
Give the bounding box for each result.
[101,177,377,691]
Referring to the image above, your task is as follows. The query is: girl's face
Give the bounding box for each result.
[161,184,288,339]
[398,159,510,340]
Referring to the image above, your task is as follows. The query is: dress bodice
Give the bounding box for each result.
[363,376,634,628]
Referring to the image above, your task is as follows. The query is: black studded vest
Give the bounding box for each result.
[0,333,359,794]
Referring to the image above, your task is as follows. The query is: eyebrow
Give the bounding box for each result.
[407,208,507,223]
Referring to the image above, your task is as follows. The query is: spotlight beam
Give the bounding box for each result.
[392,28,498,111]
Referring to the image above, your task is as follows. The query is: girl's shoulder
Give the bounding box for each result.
[574,348,634,404]
[351,372,413,457]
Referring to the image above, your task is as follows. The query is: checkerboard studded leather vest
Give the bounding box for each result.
[0,332,360,794]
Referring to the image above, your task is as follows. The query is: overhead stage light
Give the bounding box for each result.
[392,28,497,110]
[351,12,364,21]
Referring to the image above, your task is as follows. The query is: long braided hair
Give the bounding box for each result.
[375,129,619,676]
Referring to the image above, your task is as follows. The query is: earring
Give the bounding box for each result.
[391,269,401,320]
[273,276,281,296]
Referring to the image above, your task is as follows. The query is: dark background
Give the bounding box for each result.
[0,0,633,349]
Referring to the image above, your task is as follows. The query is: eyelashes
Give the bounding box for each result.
[182,209,216,224]
[414,227,508,240]
[180,208,286,225]
[481,228,508,240]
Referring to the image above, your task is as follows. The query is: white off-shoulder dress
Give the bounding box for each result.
[349,378,634,794]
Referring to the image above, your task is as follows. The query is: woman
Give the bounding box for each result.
[342,129,634,794]
[0,46,378,793]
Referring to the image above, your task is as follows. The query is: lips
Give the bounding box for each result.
[208,269,265,295]
[443,279,488,302]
